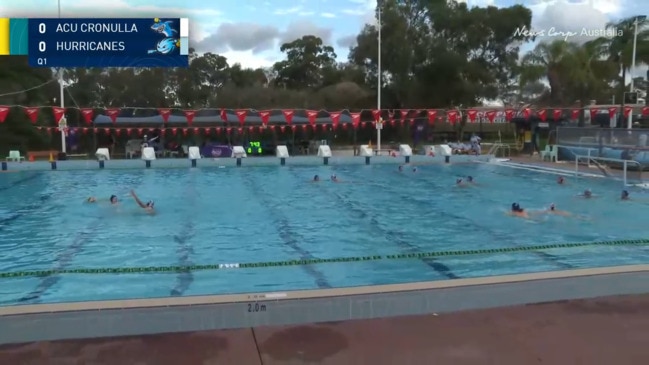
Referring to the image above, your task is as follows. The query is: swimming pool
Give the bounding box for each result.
[1,162,648,305]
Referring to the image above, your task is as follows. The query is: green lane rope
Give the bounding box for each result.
[2,239,649,279]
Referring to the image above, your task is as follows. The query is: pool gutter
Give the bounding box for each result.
[0,265,648,345]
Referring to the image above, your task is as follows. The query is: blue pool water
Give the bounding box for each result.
[1,162,648,305]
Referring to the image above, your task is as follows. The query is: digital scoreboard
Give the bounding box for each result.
[0,18,189,68]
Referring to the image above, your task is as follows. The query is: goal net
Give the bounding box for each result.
[574,155,646,186]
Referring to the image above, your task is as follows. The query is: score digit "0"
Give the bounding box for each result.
[38,41,46,52]
[39,23,46,34]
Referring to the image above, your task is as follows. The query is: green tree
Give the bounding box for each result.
[272,35,337,89]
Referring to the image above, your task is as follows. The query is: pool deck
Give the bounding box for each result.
[1,292,648,364]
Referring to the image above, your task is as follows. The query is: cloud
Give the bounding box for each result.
[531,0,614,43]
[273,7,303,15]
[337,35,357,49]
[221,50,275,69]
[280,20,333,45]
[321,12,337,18]
[196,23,280,54]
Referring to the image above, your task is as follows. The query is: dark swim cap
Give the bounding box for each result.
[110,195,117,201]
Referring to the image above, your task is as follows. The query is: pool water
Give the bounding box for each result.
[1,162,648,305]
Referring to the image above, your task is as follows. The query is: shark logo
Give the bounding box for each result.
[150,19,178,37]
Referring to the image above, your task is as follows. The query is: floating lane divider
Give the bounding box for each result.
[2,239,649,278]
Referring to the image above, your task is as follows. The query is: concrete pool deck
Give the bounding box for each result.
[1,265,648,346]
[1,293,648,364]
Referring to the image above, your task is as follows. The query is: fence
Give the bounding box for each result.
[557,127,649,149]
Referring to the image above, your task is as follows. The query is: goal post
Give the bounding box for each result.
[574,155,646,186]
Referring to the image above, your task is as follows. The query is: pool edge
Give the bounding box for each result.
[1,265,648,344]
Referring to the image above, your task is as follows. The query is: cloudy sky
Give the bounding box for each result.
[1,0,645,70]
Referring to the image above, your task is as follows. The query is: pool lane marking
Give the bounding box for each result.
[0,172,42,192]
[3,239,648,278]
[170,177,197,297]
[18,225,99,303]
[241,172,332,289]
[387,170,574,270]
[332,189,460,279]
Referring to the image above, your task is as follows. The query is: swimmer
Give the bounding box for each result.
[330,174,339,182]
[509,202,529,218]
[546,203,570,216]
[557,176,565,184]
[86,195,119,204]
[467,176,474,183]
[456,178,463,185]
[621,189,630,200]
[578,189,593,198]
[313,174,320,182]
[130,190,155,214]
[398,165,403,172]
[412,167,417,173]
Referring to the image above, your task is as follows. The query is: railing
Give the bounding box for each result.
[574,154,642,186]
[487,143,511,157]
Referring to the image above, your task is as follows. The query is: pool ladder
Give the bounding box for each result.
[487,143,511,157]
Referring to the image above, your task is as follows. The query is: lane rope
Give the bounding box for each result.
[2,239,648,278]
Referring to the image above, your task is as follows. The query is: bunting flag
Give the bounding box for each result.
[282,110,294,124]
[505,109,514,121]
[330,112,341,129]
[388,110,395,124]
[398,109,407,123]
[306,110,318,125]
[350,112,361,128]
[608,107,617,118]
[259,110,270,126]
[537,109,547,122]
[105,108,120,123]
[220,109,228,122]
[158,108,171,123]
[80,108,94,124]
[643,106,649,116]
[0,106,9,123]
[486,110,496,123]
[184,110,196,125]
[427,109,437,124]
[522,108,530,119]
[571,109,580,119]
[590,108,598,120]
[553,109,562,120]
[52,107,66,122]
[447,110,458,124]
[624,106,633,117]
[235,109,247,125]
[372,109,381,122]
[23,107,39,123]
[467,109,478,123]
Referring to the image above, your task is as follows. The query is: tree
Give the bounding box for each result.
[272,35,337,89]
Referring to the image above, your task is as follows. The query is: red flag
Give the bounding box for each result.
[467,109,478,123]
[24,107,39,123]
[350,112,361,128]
[82,127,88,134]
[624,106,633,117]
[158,108,171,123]
[330,112,341,128]
[372,109,381,122]
[259,110,271,126]
[486,110,496,123]
[523,108,530,119]
[571,109,580,119]
[220,109,228,122]
[388,111,395,123]
[115,129,122,136]
[0,106,9,123]
[279,125,286,133]
[590,108,598,120]
[248,126,254,132]
[553,109,562,120]
[400,109,408,122]
[184,110,196,125]
[282,110,294,124]
[52,107,66,122]
[427,110,437,124]
[171,128,177,136]
[104,128,111,135]
[80,108,94,124]
[125,128,132,135]
[608,107,617,118]
[505,109,514,121]
[307,110,318,125]
[537,109,547,122]
[194,127,200,135]
[361,121,367,128]
[182,128,188,136]
[137,128,144,136]
[235,109,247,126]
[643,106,649,116]
[105,108,120,123]
[447,110,458,124]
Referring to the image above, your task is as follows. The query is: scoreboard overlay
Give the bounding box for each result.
[0,18,189,68]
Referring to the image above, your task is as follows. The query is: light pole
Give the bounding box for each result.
[57,0,66,154]
[627,15,646,129]
[376,3,382,154]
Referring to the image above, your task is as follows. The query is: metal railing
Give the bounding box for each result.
[574,154,642,186]
[487,143,510,157]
